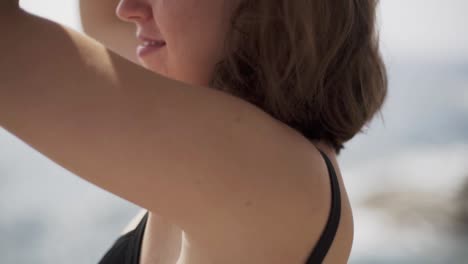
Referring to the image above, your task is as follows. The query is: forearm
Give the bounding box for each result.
[79,0,139,63]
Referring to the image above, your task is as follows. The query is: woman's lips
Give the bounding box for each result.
[136,42,166,58]
[136,34,166,58]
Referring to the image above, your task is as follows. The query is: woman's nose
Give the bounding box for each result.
[116,0,152,23]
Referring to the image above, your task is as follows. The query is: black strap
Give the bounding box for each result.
[129,212,149,264]
[306,149,342,263]
[97,211,149,264]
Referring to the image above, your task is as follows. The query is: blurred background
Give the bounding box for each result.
[1,0,467,263]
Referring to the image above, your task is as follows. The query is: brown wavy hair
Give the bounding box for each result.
[209,0,388,155]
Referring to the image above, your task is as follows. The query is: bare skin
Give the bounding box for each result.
[1,1,354,263]
[123,140,355,264]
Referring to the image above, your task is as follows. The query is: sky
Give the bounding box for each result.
[379,0,468,64]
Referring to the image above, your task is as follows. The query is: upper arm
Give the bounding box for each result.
[0,11,314,236]
[79,0,139,64]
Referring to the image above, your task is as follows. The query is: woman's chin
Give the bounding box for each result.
[138,60,164,76]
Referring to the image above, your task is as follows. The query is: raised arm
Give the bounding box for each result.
[0,8,317,239]
[79,0,139,63]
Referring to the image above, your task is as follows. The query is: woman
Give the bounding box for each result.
[0,0,387,263]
